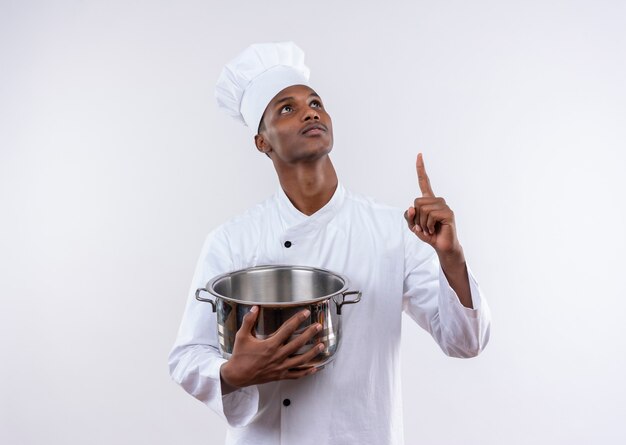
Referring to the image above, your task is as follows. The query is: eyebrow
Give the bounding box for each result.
[273,92,321,107]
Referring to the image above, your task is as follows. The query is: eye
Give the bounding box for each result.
[311,100,323,108]
[280,104,293,114]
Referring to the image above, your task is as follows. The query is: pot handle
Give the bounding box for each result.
[334,290,362,315]
[195,288,216,312]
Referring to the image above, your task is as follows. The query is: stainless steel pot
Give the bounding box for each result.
[195,265,361,368]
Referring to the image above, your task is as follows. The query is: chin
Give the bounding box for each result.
[287,145,331,164]
[306,141,333,159]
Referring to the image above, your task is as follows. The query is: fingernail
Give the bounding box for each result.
[250,306,258,313]
[302,309,311,318]
[415,225,422,233]
[317,343,325,351]
[315,324,322,332]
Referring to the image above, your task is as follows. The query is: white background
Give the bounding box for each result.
[2,1,625,444]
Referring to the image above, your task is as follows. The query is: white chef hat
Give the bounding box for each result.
[215,41,311,134]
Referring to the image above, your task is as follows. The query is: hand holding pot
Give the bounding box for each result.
[220,306,324,393]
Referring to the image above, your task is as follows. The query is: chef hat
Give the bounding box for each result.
[215,41,311,134]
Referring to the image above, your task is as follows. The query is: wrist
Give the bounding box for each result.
[220,361,241,393]
[437,244,465,266]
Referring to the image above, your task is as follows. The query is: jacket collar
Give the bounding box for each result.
[276,182,345,231]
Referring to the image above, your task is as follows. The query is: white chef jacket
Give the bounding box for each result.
[168,182,491,445]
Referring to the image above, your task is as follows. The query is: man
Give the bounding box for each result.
[169,41,491,445]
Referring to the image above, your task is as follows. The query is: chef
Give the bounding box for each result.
[169,41,491,445]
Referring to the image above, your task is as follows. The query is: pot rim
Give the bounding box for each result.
[205,264,351,306]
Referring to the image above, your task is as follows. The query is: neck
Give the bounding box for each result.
[274,155,338,216]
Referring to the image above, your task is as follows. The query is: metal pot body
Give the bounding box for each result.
[196,265,361,368]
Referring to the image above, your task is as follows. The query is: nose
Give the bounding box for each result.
[302,107,320,121]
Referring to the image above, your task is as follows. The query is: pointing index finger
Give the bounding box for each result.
[416,153,435,197]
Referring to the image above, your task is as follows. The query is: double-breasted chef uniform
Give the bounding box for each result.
[168,182,491,444]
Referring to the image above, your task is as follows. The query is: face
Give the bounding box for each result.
[254,84,333,164]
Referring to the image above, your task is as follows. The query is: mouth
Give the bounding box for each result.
[301,123,327,136]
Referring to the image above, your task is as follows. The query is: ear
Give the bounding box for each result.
[254,133,272,156]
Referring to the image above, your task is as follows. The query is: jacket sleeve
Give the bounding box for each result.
[168,228,260,426]
[401,224,491,358]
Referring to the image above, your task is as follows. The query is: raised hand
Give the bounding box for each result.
[404,153,461,256]
[220,306,324,391]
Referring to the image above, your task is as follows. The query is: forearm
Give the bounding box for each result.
[438,247,473,309]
